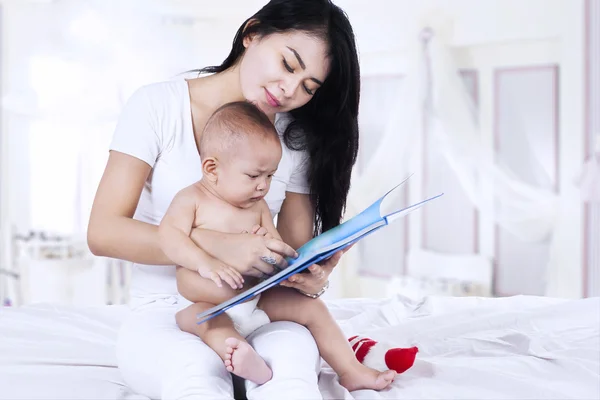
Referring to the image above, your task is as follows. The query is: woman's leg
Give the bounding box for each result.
[258,287,396,391]
[245,321,322,400]
[244,288,322,400]
[116,297,234,400]
[176,301,272,385]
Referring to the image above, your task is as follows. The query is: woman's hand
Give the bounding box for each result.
[280,244,354,295]
[190,228,298,279]
[248,224,274,239]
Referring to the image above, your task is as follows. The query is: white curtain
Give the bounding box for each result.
[337,15,575,298]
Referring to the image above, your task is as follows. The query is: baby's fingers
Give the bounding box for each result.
[210,272,223,288]
[227,267,244,288]
[218,270,239,290]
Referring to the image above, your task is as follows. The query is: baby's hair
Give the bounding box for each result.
[200,101,279,159]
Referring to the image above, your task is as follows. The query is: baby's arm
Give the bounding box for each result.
[258,201,284,241]
[158,187,243,289]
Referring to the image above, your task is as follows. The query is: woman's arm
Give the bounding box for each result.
[87,151,173,265]
[276,192,347,295]
[276,192,314,249]
[88,151,296,276]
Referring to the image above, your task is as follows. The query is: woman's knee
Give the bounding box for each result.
[161,353,233,400]
[117,308,234,399]
[245,322,321,400]
[248,321,319,364]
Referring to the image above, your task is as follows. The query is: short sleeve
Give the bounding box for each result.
[287,150,311,194]
[274,112,311,195]
[109,86,162,168]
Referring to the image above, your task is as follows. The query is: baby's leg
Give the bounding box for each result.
[258,287,395,391]
[176,302,272,385]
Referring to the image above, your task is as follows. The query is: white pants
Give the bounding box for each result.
[116,295,322,400]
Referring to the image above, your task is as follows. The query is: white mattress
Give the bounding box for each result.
[1,295,599,400]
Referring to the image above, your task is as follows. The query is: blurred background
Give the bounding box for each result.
[0,0,598,307]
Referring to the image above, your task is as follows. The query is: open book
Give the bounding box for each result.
[196,175,443,324]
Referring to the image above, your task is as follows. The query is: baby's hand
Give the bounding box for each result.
[197,263,244,290]
[249,224,273,239]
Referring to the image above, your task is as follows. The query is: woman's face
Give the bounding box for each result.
[239,30,330,117]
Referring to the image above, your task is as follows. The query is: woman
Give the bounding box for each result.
[87,0,360,398]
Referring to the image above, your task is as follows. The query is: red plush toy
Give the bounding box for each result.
[349,335,418,374]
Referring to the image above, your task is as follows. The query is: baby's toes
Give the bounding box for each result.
[380,370,396,384]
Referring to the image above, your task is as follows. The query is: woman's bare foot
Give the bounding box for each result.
[223,337,272,384]
[338,363,396,392]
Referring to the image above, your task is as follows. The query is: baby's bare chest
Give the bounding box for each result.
[195,201,262,234]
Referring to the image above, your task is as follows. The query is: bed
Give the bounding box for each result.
[1,294,599,400]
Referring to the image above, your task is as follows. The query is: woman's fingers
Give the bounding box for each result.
[286,274,305,285]
[255,227,269,236]
[252,259,277,276]
[308,264,326,280]
[321,250,344,270]
[265,238,298,259]
[261,251,288,269]
[244,268,266,278]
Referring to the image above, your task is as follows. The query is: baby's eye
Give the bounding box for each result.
[247,174,259,179]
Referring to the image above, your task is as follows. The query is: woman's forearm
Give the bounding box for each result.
[88,215,173,265]
[189,228,230,261]
[158,224,208,271]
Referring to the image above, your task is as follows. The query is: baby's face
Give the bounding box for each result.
[217,136,282,209]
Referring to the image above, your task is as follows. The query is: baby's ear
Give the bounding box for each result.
[202,157,219,182]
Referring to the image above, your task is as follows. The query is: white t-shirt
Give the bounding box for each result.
[109,79,310,297]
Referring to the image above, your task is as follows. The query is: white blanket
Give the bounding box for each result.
[0,295,598,400]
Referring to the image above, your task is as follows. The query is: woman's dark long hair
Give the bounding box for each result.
[196,0,360,236]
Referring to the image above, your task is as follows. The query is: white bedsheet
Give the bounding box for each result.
[1,295,598,400]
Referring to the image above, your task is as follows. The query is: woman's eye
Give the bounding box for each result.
[303,85,314,95]
[282,58,294,73]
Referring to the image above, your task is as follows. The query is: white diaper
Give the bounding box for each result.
[224,295,271,338]
[177,294,270,338]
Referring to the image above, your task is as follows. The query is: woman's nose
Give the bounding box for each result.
[280,77,300,98]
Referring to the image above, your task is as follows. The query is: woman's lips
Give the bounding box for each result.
[264,88,281,107]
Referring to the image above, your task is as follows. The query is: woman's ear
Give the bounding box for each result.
[242,19,259,48]
[202,157,219,183]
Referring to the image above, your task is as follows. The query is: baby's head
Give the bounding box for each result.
[200,101,282,208]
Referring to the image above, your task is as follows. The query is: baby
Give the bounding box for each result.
[158,101,396,391]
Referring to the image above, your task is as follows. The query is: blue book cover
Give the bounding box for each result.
[196,175,443,324]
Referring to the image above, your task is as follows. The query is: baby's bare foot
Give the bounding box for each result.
[224,337,272,385]
[339,363,396,392]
